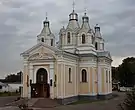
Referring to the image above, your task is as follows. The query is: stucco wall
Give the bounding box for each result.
[65,65,77,97]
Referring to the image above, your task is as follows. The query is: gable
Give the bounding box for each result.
[21,43,59,59]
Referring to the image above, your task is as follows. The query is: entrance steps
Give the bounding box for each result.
[28,98,39,107]
[32,98,60,108]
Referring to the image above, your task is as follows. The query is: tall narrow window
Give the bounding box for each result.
[95,42,98,50]
[41,38,44,42]
[106,70,108,83]
[82,69,87,82]
[67,32,70,44]
[103,43,104,50]
[82,34,85,44]
[51,39,53,46]
[109,71,110,83]
[92,35,94,44]
[69,68,71,83]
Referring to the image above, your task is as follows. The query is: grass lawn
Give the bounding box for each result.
[70,99,102,105]
[0,92,20,97]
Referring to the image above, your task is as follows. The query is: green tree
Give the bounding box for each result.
[112,66,119,81]
[118,57,135,87]
[4,71,23,83]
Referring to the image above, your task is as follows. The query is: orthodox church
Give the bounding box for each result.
[21,7,112,104]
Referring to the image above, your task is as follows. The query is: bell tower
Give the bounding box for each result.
[37,13,55,47]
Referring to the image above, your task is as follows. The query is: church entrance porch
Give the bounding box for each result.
[31,83,50,98]
[31,68,50,98]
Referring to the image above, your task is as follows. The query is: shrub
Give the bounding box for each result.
[118,88,135,110]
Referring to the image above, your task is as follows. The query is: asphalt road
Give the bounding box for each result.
[0,96,18,107]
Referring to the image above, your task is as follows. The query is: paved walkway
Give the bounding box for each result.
[32,98,60,108]
[34,92,126,110]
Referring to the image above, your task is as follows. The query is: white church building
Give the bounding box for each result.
[21,7,112,104]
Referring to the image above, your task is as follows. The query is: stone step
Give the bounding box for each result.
[32,98,60,108]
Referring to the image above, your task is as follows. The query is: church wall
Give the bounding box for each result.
[79,83,89,94]
[57,64,62,98]
[79,67,89,95]
[93,67,98,95]
[89,67,93,94]
[79,57,98,96]
[104,66,112,94]
[98,62,112,95]
[65,65,74,96]
[101,67,105,93]
[64,64,77,98]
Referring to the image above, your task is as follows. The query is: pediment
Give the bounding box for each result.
[28,51,54,60]
[21,43,59,59]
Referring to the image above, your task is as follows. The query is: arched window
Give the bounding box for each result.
[67,32,70,44]
[51,39,53,46]
[95,42,98,50]
[82,69,87,82]
[82,34,86,44]
[41,38,44,42]
[69,68,72,83]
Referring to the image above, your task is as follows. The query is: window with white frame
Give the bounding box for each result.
[82,69,87,82]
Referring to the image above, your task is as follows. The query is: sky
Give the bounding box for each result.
[0,0,135,78]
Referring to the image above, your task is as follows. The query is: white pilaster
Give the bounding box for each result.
[76,65,79,95]
[92,67,95,95]
[74,66,76,95]
[104,68,107,94]
[98,66,101,94]
[110,68,112,93]
[33,67,37,84]
[88,67,90,95]
[63,64,65,98]
[28,65,33,99]
[50,63,54,99]
[61,64,63,98]
[23,60,28,98]
[108,69,109,93]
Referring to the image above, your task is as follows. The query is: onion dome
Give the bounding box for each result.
[69,10,78,21]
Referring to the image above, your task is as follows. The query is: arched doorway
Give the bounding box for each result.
[36,68,48,84]
[31,68,50,98]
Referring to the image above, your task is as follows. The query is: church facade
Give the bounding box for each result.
[21,9,112,104]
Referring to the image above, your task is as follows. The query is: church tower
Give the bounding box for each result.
[94,24,104,51]
[37,15,55,47]
[77,11,96,54]
[59,1,80,53]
